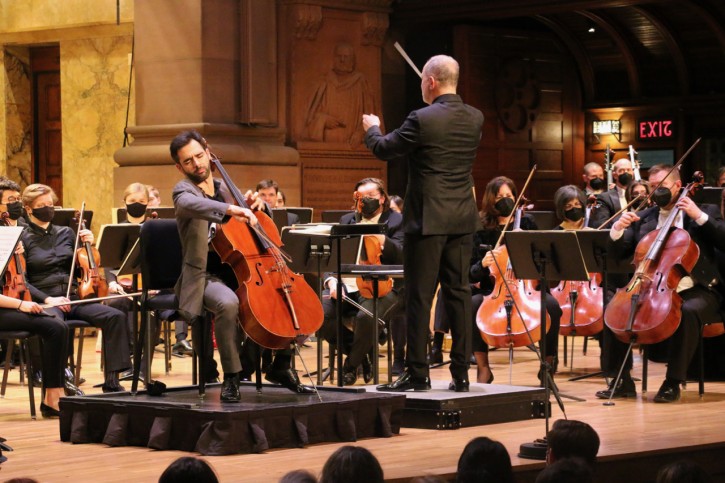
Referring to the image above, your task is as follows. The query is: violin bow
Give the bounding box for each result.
[495,164,537,248]
[66,201,86,299]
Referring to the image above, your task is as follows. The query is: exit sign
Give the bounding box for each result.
[637,118,675,140]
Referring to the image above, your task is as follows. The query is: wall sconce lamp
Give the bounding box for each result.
[592,119,622,142]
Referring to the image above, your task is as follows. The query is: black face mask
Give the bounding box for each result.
[589,177,605,191]
[31,206,55,223]
[126,202,148,218]
[494,197,515,217]
[360,197,381,218]
[564,207,584,222]
[652,187,674,208]
[617,172,633,187]
[5,201,23,221]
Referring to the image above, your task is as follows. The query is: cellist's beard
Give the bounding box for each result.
[187,168,210,184]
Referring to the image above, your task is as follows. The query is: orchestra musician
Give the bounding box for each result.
[591,158,634,228]
[170,130,313,402]
[256,179,299,226]
[597,164,725,402]
[625,180,651,209]
[318,177,404,385]
[472,177,562,384]
[582,162,606,196]
[20,183,132,393]
[363,55,483,392]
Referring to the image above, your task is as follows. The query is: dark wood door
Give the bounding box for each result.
[31,46,62,205]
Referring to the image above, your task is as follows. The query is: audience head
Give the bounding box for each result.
[279,469,317,483]
[320,445,383,483]
[456,436,513,483]
[147,185,161,207]
[656,459,712,483]
[536,457,593,483]
[158,456,219,483]
[546,419,600,467]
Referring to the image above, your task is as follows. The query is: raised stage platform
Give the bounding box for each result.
[58,383,405,455]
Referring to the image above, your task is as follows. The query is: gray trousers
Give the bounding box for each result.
[203,277,242,374]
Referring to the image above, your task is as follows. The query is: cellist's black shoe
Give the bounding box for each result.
[595,376,636,399]
[654,379,681,403]
[448,377,469,392]
[265,367,315,394]
[361,354,374,384]
[220,375,240,402]
[377,370,431,392]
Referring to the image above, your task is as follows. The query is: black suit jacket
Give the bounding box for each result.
[612,203,725,297]
[592,188,623,228]
[365,94,483,236]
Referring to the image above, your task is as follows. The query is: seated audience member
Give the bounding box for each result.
[158,457,219,483]
[536,457,593,483]
[320,446,383,483]
[546,419,600,467]
[456,436,513,483]
[656,460,713,483]
[279,469,317,483]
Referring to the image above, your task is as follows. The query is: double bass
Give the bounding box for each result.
[209,157,323,349]
[604,173,703,345]
[552,196,604,337]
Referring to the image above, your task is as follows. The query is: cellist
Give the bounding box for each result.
[597,164,725,402]
[318,177,404,385]
[170,130,314,402]
[472,176,562,385]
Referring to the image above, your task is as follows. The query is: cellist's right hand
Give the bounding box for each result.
[482,246,503,269]
[228,205,258,226]
[612,211,639,232]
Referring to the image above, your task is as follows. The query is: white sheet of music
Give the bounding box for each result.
[0,226,24,277]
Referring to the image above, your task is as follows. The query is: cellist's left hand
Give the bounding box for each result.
[243,190,267,212]
[677,196,703,221]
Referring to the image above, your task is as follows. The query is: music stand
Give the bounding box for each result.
[115,207,176,222]
[566,230,632,381]
[285,207,313,224]
[271,209,289,233]
[504,230,589,460]
[321,210,354,223]
[282,226,361,385]
[53,209,93,232]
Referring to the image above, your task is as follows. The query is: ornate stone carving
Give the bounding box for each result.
[361,12,389,46]
[291,4,322,40]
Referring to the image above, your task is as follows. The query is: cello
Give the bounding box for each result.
[352,192,393,299]
[604,172,704,345]
[553,196,604,338]
[208,156,323,349]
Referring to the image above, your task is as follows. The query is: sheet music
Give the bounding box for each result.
[0,227,24,278]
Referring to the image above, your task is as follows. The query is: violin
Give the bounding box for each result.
[209,156,323,349]
[73,211,108,300]
[352,193,393,299]
[629,145,642,181]
[476,168,552,349]
[604,171,704,345]
[552,196,603,337]
[0,213,31,303]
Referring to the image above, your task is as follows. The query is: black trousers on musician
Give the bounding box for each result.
[0,309,68,388]
[404,233,473,381]
[45,302,131,374]
[601,285,722,382]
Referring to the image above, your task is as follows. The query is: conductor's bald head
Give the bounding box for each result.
[421,55,459,104]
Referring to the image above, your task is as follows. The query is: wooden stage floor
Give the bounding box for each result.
[1,336,725,482]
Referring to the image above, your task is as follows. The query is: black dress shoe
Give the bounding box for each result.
[64,379,85,397]
[220,375,241,402]
[595,376,636,399]
[265,367,315,394]
[448,377,469,392]
[40,403,60,419]
[361,354,374,384]
[172,339,193,356]
[428,347,443,365]
[377,370,431,392]
[654,379,681,403]
[101,382,126,393]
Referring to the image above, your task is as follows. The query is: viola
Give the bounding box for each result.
[209,156,323,349]
[552,197,603,337]
[476,203,551,349]
[74,213,108,300]
[604,172,704,345]
[0,213,31,303]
